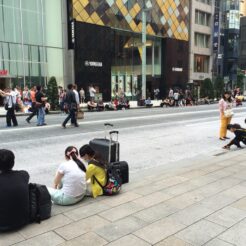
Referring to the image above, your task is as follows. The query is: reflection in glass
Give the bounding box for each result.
[111,29,161,99]
[0,0,64,87]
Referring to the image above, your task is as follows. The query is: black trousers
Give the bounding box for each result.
[6,108,18,126]
[26,105,38,122]
[63,108,77,126]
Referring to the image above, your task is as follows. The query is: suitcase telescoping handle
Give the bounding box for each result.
[109,130,119,163]
[104,123,114,127]
[104,123,114,139]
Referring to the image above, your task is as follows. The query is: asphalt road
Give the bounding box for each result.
[0,104,245,186]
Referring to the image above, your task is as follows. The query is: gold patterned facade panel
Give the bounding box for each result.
[72,0,189,41]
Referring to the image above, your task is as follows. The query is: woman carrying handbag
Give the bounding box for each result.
[219,91,233,140]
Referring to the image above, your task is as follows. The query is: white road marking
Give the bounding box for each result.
[1,116,241,146]
[0,107,245,133]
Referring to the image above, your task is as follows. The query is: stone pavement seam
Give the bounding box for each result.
[200,217,246,246]
[2,150,246,246]
[128,152,242,194]
[97,167,246,227]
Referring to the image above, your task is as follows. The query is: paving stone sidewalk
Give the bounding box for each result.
[1,149,246,246]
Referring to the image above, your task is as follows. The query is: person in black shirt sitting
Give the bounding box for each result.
[0,149,30,232]
[223,124,246,149]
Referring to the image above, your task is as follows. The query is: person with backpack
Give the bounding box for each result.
[223,124,246,149]
[48,146,87,205]
[0,149,30,232]
[80,144,122,197]
[79,144,107,198]
[0,88,18,127]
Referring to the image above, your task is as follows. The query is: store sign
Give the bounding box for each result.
[213,12,220,52]
[84,61,103,67]
[68,19,76,49]
[172,67,183,72]
[218,54,222,59]
[0,70,8,76]
[71,20,75,44]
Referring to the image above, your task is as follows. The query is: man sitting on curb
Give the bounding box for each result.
[145,97,153,107]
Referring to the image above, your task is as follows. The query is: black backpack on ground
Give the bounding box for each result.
[29,183,52,223]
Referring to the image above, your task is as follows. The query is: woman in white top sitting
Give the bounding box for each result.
[48,146,86,205]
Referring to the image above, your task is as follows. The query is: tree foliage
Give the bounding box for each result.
[214,76,224,99]
[200,78,214,99]
[46,76,59,110]
[237,69,244,89]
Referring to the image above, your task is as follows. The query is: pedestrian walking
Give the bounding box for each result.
[173,90,179,107]
[58,87,65,113]
[0,88,18,127]
[22,86,31,103]
[73,84,80,124]
[79,87,85,103]
[168,88,174,98]
[35,85,47,126]
[62,84,78,128]
[26,87,37,124]
[219,91,233,140]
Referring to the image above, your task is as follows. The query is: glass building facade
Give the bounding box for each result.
[0,0,64,90]
[69,0,189,100]
[215,0,241,84]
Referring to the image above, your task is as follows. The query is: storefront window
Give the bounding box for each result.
[111,30,161,99]
[194,54,209,73]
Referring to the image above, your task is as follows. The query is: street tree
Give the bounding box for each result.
[200,78,214,99]
[214,76,224,99]
[46,76,59,110]
[237,69,244,90]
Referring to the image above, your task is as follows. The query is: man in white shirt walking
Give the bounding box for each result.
[0,88,18,127]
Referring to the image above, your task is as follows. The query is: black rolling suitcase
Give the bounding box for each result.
[89,123,129,184]
[112,161,129,184]
[89,123,119,163]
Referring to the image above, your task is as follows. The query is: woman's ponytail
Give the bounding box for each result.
[65,146,86,173]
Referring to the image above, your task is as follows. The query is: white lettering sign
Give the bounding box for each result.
[84,61,103,67]
[172,67,183,72]
[71,21,75,44]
